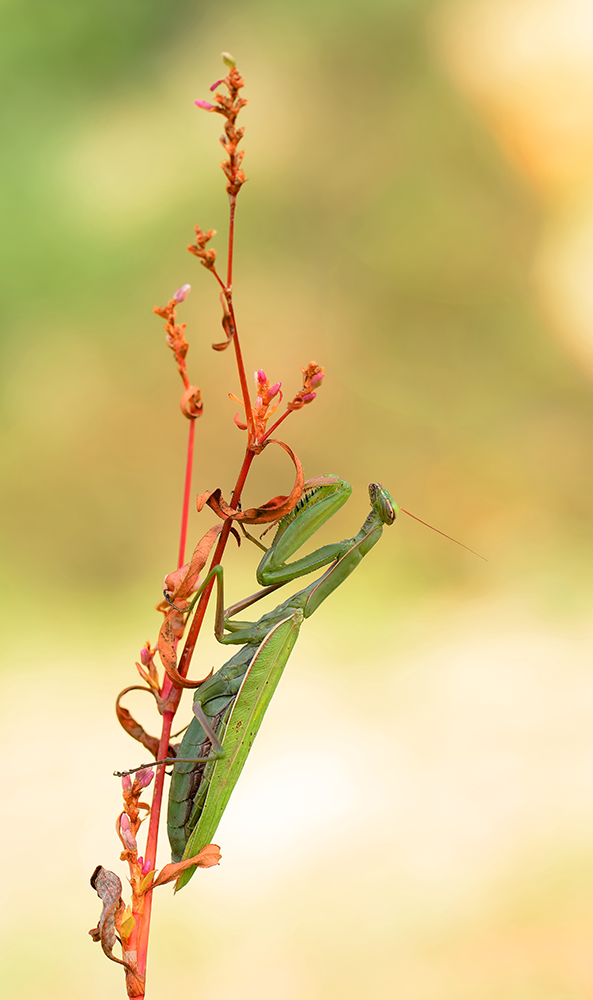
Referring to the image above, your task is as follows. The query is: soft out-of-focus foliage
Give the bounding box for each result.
[2,1,593,997]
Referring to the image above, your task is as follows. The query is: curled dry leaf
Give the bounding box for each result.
[179,384,203,420]
[157,616,178,686]
[115,686,161,758]
[212,294,235,352]
[157,615,214,690]
[155,521,225,690]
[156,523,223,618]
[196,440,304,524]
[89,866,134,972]
[142,844,222,892]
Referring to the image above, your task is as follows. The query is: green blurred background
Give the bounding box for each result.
[3,0,593,996]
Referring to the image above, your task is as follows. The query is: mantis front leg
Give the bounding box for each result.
[254,475,353,586]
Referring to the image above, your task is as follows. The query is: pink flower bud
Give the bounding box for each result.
[173,284,191,303]
[255,369,267,385]
[121,774,132,794]
[302,392,317,404]
[195,100,215,111]
[120,814,137,850]
[142,857,152,875]
[210,79,224,91]
[135,768,154,789]
[255,396,262,410]
[120,815,137,852]
[268,382,281,399]
[310,373,324,388]
[140,647,152,667]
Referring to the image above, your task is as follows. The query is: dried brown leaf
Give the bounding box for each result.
[157,614,213,690]
[162,523,223,603]
[115,687,161,758]
[89,866,133,972]
[196,440,303,524]
[145,844,222,891]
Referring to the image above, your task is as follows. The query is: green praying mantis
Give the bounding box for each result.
[150,474,397,889]
[115,476,396,886]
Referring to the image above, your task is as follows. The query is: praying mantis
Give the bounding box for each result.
[117,475,397,888]
[161,474,398,889]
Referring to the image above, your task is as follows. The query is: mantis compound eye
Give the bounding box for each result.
[368,483,398,524]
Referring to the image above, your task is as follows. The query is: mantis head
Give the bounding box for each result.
[368,483,399,525]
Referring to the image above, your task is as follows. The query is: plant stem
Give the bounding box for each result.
[176,446,255,679]
[224,195,253,438]
[227,195,236,289]
[134,446,255,986]
[135,146,251,997]
[136,412,198,982]
[178,418,196,569]
[226,298,254,439]
[262,407,293,443]
[136,709,174,981]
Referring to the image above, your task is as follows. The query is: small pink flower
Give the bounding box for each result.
[173,284,191,303]
[195,100,215,111]
[310,372,324,389]
[210,79,224,91]
[302,392,316,403]
[140,647,152,667]
[268,382,281,399]
[121,774,132,794]
[142,858,152,875]
[256,369,267,385]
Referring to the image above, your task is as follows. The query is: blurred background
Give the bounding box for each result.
[2,0,593,996]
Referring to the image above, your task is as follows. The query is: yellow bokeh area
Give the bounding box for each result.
[2,1,593,997]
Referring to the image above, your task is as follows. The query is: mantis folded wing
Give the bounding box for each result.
[167,477,398,889]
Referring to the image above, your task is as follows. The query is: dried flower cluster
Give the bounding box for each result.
[195,53,247,197]
[153,286,203,419]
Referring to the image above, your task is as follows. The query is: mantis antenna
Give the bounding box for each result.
[399,508,487,561]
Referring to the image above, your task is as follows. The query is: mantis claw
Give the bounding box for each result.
[162,590,191,613]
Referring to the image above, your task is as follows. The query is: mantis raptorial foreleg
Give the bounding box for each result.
[165,477,398,888]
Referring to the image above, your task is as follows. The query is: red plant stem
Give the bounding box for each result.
[222,195,253,439]
[211,266,228,296]
[135,709,174,982]
[177,446,255,679]
[261,406,293,443]
[136,177,251,994]
[135,447,255,984]
[227,298,254,438]
[209,278,253,438]
[136,414,199,983]
[227,195,236,289]
[177,419,196,569]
